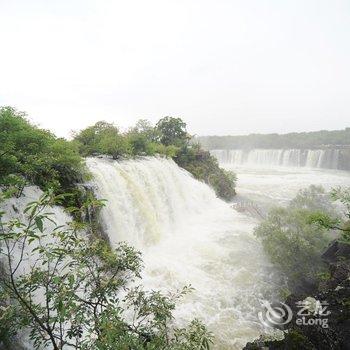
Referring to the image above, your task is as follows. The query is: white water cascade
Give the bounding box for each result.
[87,157,277,349]
[211,149,340,169]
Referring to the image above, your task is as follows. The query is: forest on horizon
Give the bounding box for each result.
[197,127,350,150]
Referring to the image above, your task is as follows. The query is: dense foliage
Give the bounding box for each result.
[0,192,213,349]
[155,117,190,146]
[249,188,350,350]
[309,187,350,243]
[198,128,350,150]
[175,144,236,200]
[254,186,335,288]
[73,119,177,159]
[0,107,84,202]
[74,116,236,201]
[0,107,236,202]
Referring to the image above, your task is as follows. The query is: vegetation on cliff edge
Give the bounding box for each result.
[0,106,85,209]
[0,107,236,202]
[73,116,236,201]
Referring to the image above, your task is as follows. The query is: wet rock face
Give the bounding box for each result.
[243,240,350,350]
[322,240,350,264]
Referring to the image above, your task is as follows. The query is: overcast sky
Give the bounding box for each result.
[0,0,349,138]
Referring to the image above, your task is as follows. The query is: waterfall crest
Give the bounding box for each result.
[86,156,223,247]
[211,149,340,169]
[87,157,277,349]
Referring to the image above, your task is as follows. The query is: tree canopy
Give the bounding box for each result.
[0,106,83,197]
[0,106,236,201]
[155,117,190,147]
[73,116,236,201]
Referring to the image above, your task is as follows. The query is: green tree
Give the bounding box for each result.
[125,120,157,156]
[308,187,350,243]
[155,117,190,147]
[73,121,119,156]
[0,106,83,197]
[254,186,334,287]
[132,119,158,141]
[74,121,132,159]
[98,130,131,159]
[0,192,213,349]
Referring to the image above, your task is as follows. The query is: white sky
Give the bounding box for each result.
[0,0,349,138]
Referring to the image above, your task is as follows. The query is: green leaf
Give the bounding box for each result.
[35,217,44,233]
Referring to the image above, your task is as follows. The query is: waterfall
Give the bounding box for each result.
[211,149,341,169]
[87,157,276,349]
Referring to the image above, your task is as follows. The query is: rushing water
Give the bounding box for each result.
[87,157,278,349]
[87,156,350,348]
[211,149,341,169]
[4,157,350,349]
[232,166,350,208]
[211,148,350,212]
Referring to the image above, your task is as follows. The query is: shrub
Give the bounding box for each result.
[254,186,334,287]
[175,144,236,201]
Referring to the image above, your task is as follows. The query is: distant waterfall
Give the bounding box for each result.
[211,149,341,169]
[87,157,276,349]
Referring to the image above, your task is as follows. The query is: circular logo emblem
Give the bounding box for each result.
[258,300,293,328]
